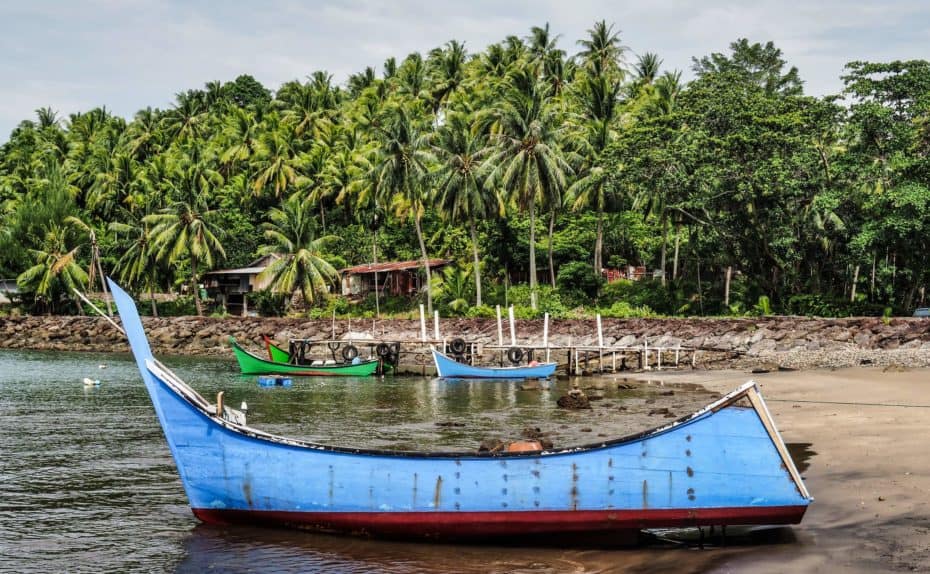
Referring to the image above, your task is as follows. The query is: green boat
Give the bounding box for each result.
[230,338,380,377]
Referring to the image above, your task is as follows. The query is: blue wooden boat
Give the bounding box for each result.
[109,278,811,539]
[432,348,558,379]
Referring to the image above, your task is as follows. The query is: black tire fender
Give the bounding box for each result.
[342,344,359,361]
[449,337,466,354]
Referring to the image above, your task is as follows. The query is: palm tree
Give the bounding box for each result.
[87,153,148,218]
[576,20,626,76]
[647,71,683,117]
[527,23,561,62]
[220,107,260,170]
[566,72,622,275]
[163,91,205,143]
[257,193,339,307]
[145,194,225,316]
[17,223,88,314]
[372,105,436,313]
[427,40,468,114]
[634,52,662,85]
[432,112,501,307]
[484,68,570,309]
[109,213,163,316]
[252,125,298,199]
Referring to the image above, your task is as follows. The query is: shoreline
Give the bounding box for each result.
[2,314,930,372]
[629,367,930,572]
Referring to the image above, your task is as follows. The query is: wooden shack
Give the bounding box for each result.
[203,254,280,315]
[341,259,450,298]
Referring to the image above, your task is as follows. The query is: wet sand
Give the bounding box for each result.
[629,367,930,573]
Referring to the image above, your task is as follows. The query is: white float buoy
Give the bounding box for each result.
[98,364,107,369]
[83,377,101,387]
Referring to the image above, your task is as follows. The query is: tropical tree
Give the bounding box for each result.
[576,20,626,76]
[109,213,163,316]
[484,67,570,309]
[17,222,88,313]
[257,193,340,307]
[145,186,226,316]
[373,105,436,313]
[432,111,501,306]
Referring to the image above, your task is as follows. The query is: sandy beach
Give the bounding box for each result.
[629,366,930,573]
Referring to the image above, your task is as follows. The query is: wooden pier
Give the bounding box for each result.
[277,304,703,376]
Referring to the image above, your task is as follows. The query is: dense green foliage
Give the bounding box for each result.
[1,26,928,318]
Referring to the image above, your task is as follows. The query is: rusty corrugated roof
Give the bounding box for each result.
[341,259,450,275]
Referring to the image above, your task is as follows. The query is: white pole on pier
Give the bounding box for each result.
[419,304,427,342]
[508,305,516,347]
[332,308,336,339]
[495,305,504,347]
[596,313,604,348]
[433,310,440,340]
[543,312,550,362]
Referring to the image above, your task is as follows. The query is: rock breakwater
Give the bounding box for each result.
[1,314,929,370]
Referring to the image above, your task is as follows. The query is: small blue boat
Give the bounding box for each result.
[108,278,811,539]
[432,348,557,379]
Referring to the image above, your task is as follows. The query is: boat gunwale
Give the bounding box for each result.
[148,358,763,461]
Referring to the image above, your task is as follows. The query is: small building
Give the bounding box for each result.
[203,254,280,315]
[341,259,450,298]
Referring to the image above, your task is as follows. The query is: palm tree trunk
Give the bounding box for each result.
[660,213,668,286]
[672,223,681,281]
[529,200,537,310]
[470,219,482,307]
[594,209,603,276]
[414,213,433,315]
[191,259,203,316]
[548,210,556,288]
[149,282,158,318]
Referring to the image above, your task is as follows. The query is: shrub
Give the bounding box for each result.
[504,285,567,318]
[784,294,891,317]
[556,261,603,307]
[600,279,675,314]
[250,290,287,316]
[158,295,197,316]
[465,304,497,318]
[598,301,656,318]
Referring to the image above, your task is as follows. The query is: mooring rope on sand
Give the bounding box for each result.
[767,398,930,409]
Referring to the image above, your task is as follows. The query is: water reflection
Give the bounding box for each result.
[0,348,802,573]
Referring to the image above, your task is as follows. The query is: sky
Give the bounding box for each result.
[1,0,928,141]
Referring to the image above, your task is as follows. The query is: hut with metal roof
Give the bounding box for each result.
[340,259,449,299]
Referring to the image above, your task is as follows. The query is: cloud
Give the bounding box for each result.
[1,0,928,140]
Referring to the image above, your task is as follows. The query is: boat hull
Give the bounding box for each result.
[192,505,807,537]
[109,279,812,540]
[432,349,557,379]
[232,339,379,376]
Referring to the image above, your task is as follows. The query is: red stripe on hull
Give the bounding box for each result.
[192,506,807,538]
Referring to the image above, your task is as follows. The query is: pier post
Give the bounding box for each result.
[544,313,550,362]
[419,304,427,342]
[433,310,440,340]
[508,305,516,347]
